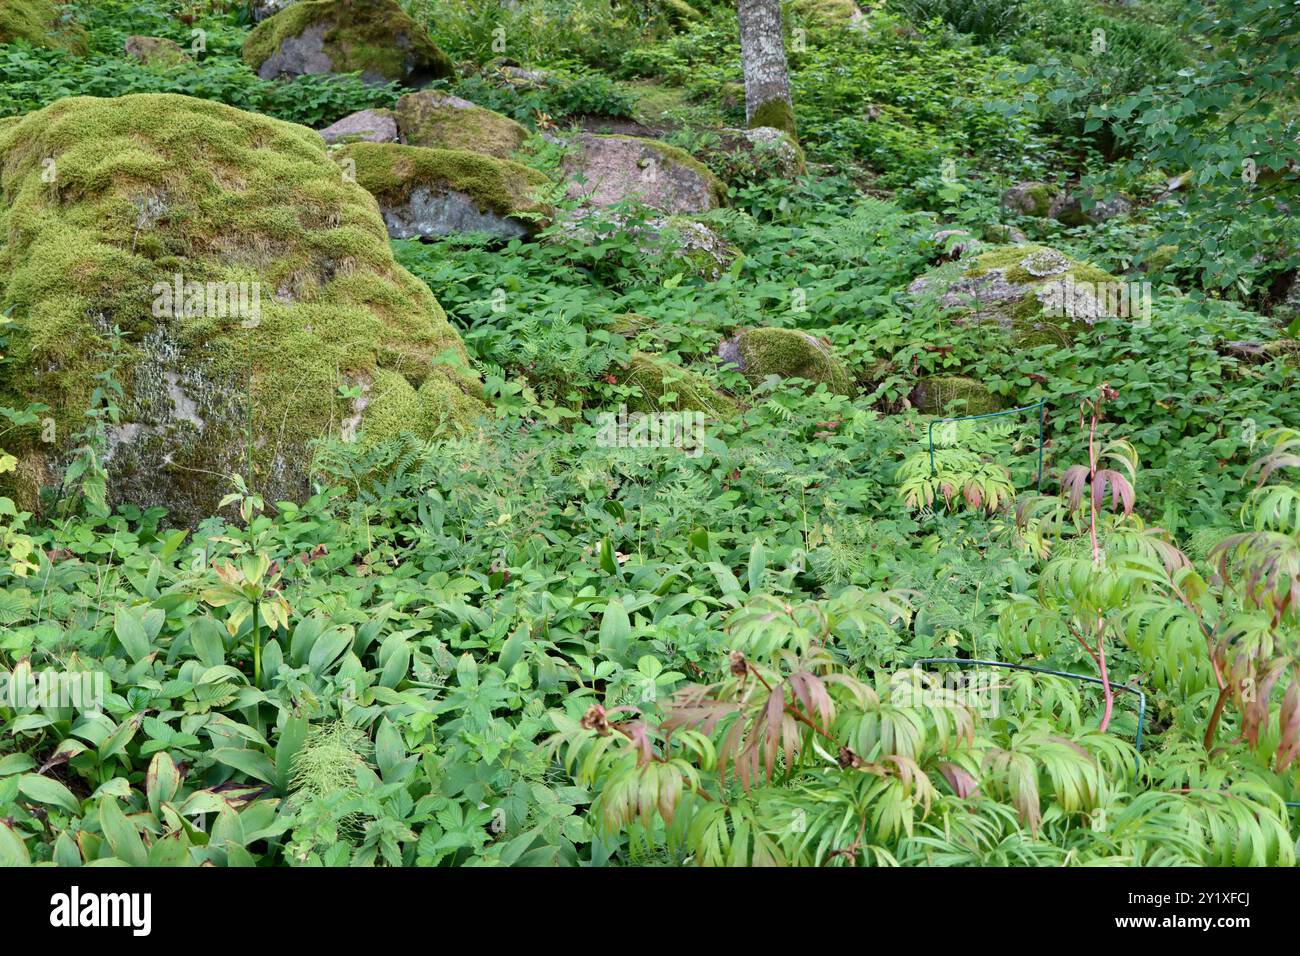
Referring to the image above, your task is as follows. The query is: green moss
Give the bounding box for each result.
[749,98,797,138]
[1144,244,1178,273]
[395,92,528,160]
[243,0,454,85]
[663,0,703,24]
[730,327,853,395]
[624,352,737,418]
[792,0,861,23]
[0,0,86,52]
[337,141,552,222]
[0,93,483,522]
[914,376,1002,416]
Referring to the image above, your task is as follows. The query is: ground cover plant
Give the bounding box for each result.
[0,0,1298,870]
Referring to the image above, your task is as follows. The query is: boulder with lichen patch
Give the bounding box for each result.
[124,36,190,65]
[907,244,1133,344]
[243,0,453,87]
[0,93,484,524]
[318,107,397,144]
[0,0,86,51]
[717,328,853,395]
[395,91,528,159]
[562,132,726,215]
[337,141,551,240]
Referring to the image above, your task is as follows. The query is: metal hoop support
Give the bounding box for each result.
[927,399,1049,494]
[911,657,1146,781]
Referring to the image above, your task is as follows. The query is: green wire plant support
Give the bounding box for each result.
[911,657,1146,781]
[928,399,1049,494]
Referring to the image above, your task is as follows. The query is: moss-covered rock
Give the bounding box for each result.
[243,0,453,87]
[123,35,190,66]
[562,132,726,215]
[623,352,737,417]
[337,141,551,239]
[395,91,528,160]
[912,376,1003,416]
[0,0,86,51]
[718,328,853,395]
[907,244,1131,344]
[0,94,483,524]
[1001,181,1065,219]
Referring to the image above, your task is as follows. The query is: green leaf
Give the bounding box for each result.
[146,752,180,817]
[0,822,30,866]
[499,624,529,675]
[113,606,151,663]
[308,625,353,676]
[210,748,277,785]
[599,597,632,663]
[98,796,147,866]
[17,773,79,814]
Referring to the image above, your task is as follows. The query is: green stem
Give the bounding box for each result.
[252,602,261,688]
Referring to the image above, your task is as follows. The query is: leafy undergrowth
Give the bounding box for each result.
[2,0,1300,867]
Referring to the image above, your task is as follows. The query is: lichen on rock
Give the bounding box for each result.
[718,327,853,395]
[395,91,529,160]
[907,243,1131,343]
[243,0,454,86]
[0,93,483,524]
[336,141,552,239]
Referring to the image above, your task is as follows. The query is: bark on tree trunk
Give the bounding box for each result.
[737,0,796,136]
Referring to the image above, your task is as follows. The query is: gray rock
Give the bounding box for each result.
[252,0,294,21]
[378,186,530,241]
[256,23,334,81]
[318,108,398,144]
[561,133,725,216]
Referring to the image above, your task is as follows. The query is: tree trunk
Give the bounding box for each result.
[737,0,796,136]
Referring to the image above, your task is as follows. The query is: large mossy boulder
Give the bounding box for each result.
[562,133,726,215]
[337,141,551,240]
[395,92,528,160]
[0,94,484,524]
[243,0,453,87]
[717,328,853,395]
[0,0,86,51]
[907,244,1130,344]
